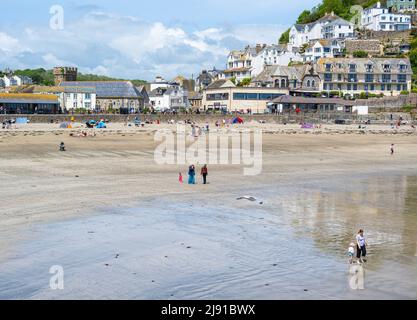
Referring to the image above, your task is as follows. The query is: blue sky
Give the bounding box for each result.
[0,0,321,80]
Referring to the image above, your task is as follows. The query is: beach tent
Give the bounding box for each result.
[60,122,71,129]
[233,117,244,124]
[96,121,107,129]
[16,117,28,124]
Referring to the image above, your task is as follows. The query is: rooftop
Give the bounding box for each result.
[60,81,140,98]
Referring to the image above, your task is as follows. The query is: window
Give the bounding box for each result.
[85,93,91,100]
[366,64,373,72]
[325,64,332,72]
[207,93,229,101]
[324,73,332,82]
[349,64,356,72]
[365,74,374,83]
[382,74,391,83]
[73,93,78,100]
[398,74,407,83]
[338,74,342,81]
[312,80,316,87]
[348,74,357,82]
[307,80,311,87]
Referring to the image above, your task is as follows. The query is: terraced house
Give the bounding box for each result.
[316,57,412,96]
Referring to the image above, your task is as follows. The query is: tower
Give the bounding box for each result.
[53,67,78,85]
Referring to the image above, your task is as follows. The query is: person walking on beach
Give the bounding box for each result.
[390,144,395,155]
[201,165,208,185]
[356,229,368,263]
[179,172,183,184]
[188,165,196,184]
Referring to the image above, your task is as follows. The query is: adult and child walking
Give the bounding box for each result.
[179,165,209,185]
[348,229,368,264]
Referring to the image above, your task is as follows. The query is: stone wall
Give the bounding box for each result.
[1,112,415,124]
[345,40,383,55]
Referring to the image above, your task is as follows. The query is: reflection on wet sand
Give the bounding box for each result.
[278,174,417,277]
[0,174,416,299]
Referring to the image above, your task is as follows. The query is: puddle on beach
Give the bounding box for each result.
[0,174,417,299]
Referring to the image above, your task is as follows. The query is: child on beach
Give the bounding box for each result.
[390,144,395,155]
[179,173,183,184]
[348,243,355,264]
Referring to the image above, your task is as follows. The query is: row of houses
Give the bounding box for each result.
[0,75,33,88]
[198,57,412,114]
[0,81,150,114]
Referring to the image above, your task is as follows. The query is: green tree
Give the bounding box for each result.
[279,29,290,44]
[353,50,368,58]
[238,78,252,87]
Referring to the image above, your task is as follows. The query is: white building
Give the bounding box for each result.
[61,86,97,111]
[251,44,303,77]
[303,39,343,62]
[361,2,411,31]
[2,75,18,87]
[13,75,33,86]
[149,85,189,112]
[149,76,172,92]
[222,46,257,82]
[289,13,355,50]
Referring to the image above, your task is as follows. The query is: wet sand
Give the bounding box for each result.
[0,123,417,299]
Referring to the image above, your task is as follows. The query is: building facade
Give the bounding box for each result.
[0,93,60,114]
[149,86,189,111]
[289,13,355,50]
[60,81,143,113]
[316,57,412,96]
[251,44,303,76]
[387,0,416,12]
[361,2,412,31]
[202,79,288,114]
[303,39,343,62]
[61,86,97,111]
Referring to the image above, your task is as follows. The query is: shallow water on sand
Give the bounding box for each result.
[1,174,417,299]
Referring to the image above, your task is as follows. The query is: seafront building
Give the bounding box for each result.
[0,93,60,114]
[316,57,412,96]
[60,81,143,113]
[201,79,287,113]
[149,85,189,112]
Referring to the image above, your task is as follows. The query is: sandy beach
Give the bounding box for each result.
[1,122,417,299]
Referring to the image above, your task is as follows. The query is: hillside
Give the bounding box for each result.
[0,68,147,86]
[279,0,386,44]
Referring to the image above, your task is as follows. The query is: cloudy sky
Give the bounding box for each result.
[0,0,320,80]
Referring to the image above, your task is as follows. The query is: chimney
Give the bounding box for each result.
[256,44,262,54]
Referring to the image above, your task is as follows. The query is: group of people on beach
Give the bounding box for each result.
[179,165,209,185]
[348,229,368,264]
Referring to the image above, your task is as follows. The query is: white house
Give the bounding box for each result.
[13,75,33,86]
[361,2,411,31]
[251,44,303,76]
[289,13,355,50]
[2,75,18,87]
[149,85,189,111]
[222,46,257,82]
[61,86,97,111]
[303,39,343,62]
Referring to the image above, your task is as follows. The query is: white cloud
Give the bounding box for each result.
[0,32,25,53]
